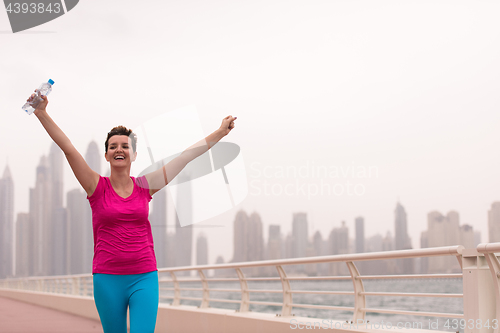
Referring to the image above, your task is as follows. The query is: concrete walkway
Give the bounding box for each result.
[0,296,103,333]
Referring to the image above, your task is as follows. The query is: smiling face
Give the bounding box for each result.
[104,135,137,166]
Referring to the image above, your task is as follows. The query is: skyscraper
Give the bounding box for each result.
[247,212,263,262]
[49,142,63,209]
[394,202,414,274]
[15,213,30,277]
[328,221,349,275]
[174,174,193,275]
[67,189,87,274]
[85,141,101,174]
[488,202,500,242]
[49,143,66,275]
[426,211,460,273]
[267,225,282,260]
[394,202,410,250]
[232,210,249,263]
[459,224,474,249]
[0,165,14,278]
[328,221,349,255]
[30,156,52,276]
[355,216,364,253]
[150,188,167,268]
[292,213,308,259]
[82,141,102,273]
[231,210,264,275]
[196,233,208,266]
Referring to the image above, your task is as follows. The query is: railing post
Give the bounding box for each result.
[235,268,249,312]
[346,261,365,322]
[276,265,292,317]
[170,272,181,306]
[198,270,210,308]
[84,277,89,296]
[462,248,496,333]
[72,277,79,295]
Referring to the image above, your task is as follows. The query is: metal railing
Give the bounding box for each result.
[0,244,476,324]
[156,246,465,320]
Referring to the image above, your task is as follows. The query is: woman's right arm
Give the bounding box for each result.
[33,95,100,196]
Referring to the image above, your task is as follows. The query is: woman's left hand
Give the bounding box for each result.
[220,115,237,136]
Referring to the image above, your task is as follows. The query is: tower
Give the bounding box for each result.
[0,165,14,278]
[355,216,364,253]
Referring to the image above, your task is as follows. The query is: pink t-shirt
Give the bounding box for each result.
[88,176,157,275]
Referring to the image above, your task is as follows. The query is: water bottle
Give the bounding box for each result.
[22,79,55,115]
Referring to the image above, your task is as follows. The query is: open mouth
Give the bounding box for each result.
[114,156,125,160]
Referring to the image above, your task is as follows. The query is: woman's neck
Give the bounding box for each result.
[109,169,131,188]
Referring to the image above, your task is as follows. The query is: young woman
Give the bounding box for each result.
[28,94,236,333]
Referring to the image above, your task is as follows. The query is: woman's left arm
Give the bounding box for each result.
[145,115,237,195]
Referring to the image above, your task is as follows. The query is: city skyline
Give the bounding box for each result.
[2,1,500,275]
[0,144,490,278]
[1,141,497,259]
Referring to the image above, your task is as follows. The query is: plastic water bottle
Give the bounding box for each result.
[22,79,55,115]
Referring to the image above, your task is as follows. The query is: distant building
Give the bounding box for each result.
[459,224,475,249]
[267,225,282,260]
[328,221,349,255]
[196,234,208,266]
[82,141,101,274]
[85,141,101,174]
[0,165,14,278]
[312,230,328,276]
[284,233,293,259]
[292,213,308,259]
[355,217,364,253]
[488,202,500,242]
[426,211,461,273]
[151,188,167,268]
[420,231,428,274]
[382,232,393,251]
[394,202,411,250]
[15,213,30,277]
[67,189,87,274]
[49,143,67,276]
[247,213,263,262]
[328,221,349,275]
[365,234,383,252]
[214,256,233,277]
[232,210,264,276]
[30,156,52,276]
[233,210,249,263]
[474,231,481,247]
[394,202,413,274]
[174,174,193,275]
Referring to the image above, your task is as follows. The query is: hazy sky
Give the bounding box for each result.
[2,1,500,265]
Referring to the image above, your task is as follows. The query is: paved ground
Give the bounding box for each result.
[0,296,103,333]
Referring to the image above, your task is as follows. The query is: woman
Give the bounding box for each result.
[29,94,236,333]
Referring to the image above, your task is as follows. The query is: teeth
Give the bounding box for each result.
[115,156,124,160]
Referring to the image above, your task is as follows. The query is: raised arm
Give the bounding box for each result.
[32,95,100,196]
[145,115,237,195]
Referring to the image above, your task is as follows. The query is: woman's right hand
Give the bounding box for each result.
[29,92,48,116]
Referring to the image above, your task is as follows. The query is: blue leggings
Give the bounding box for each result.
[93,271,159,333]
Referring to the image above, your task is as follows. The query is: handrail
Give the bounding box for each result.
[477,242,500,333]
[0,245,470,324]
[157,245,465,273]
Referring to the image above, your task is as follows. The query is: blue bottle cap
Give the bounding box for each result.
[48,79,55,85]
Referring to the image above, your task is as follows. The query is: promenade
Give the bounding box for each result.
[0,296,103,333]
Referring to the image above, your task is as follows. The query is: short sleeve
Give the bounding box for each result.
[135,175,152,202]
[87,176,104,202]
